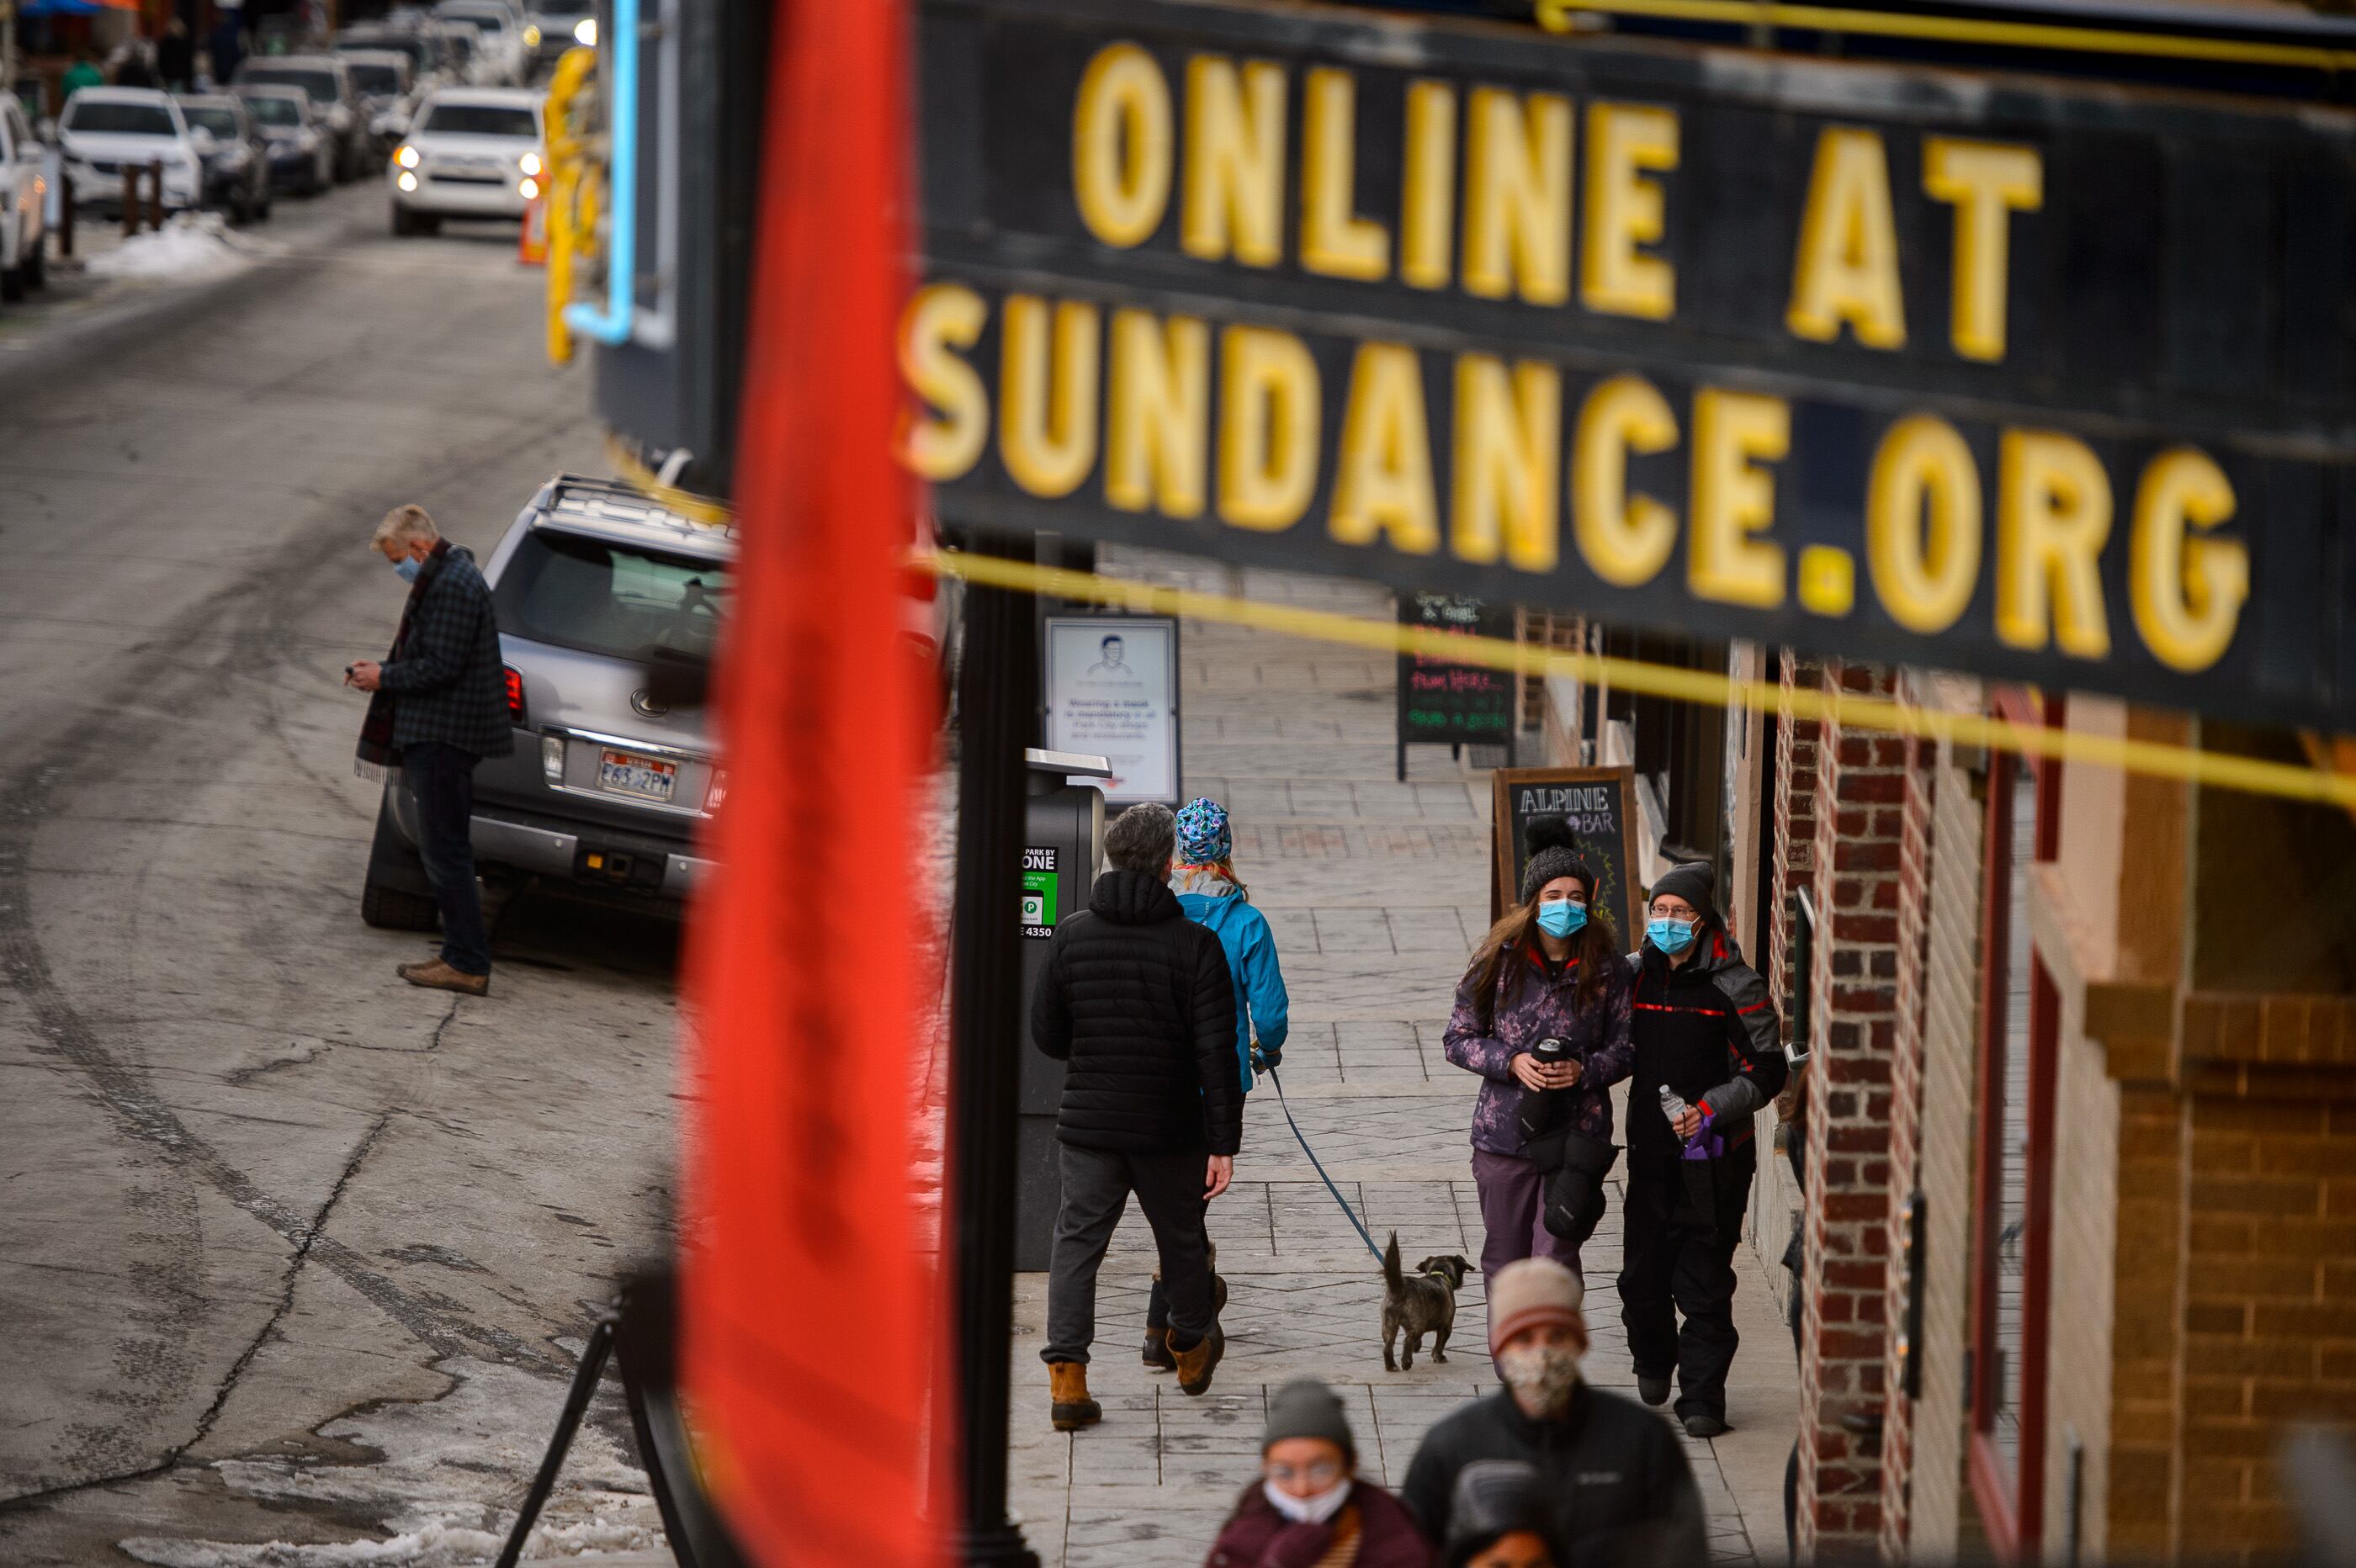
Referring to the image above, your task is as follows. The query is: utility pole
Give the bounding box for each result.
[947,531,1042,1568]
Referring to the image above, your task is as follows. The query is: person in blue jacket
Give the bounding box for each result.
[1140,796,1291,1371]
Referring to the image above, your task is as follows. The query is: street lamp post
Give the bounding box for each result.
[947,530,1042,1568]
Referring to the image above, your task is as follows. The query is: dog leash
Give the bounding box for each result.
[1261,1062,1388,1266]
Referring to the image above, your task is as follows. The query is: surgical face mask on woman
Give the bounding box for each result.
[1261,1455,1352,1525]
[1496,1340,1583,1420]
[1535,898,1587,939]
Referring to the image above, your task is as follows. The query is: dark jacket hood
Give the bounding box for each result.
[1091,868,1183,926]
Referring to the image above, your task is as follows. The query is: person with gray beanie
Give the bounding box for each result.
[1205,1379,1435,1567]
[1619,856,1787,1438]
[1441,815,1634,1295]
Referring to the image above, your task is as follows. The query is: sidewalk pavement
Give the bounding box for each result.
[1007,551,1799,1567]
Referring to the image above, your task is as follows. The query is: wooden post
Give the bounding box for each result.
[58,171,74,257]
[147,157,162,232]
[122,165,141,236]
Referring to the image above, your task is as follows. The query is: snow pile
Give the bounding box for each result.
[119,1355,665,1567]
[87,212,254,283]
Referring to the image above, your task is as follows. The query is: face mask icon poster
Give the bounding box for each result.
[1043,616,1181,807]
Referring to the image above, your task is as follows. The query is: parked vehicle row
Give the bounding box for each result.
[50,84,334,222]
[0,96,49,302]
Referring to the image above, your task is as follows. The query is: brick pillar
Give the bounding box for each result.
[1795,660,1906,1557]
[1769,654,1824,1025]
[1876,681,1939,1560]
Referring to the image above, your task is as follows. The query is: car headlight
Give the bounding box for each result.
[296,129,320,151]
[517,175,539,199]
[518,151,541,176]
[396,170,419,192]
[394,144,420,169]
[523,24,541,45]
[573,16,595,45]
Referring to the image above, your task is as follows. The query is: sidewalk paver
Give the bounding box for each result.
[1006,551,1800,1566]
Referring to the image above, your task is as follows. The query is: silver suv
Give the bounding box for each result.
[361,474,730,927]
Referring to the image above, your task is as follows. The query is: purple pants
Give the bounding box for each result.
[1472,1147,1583,1287]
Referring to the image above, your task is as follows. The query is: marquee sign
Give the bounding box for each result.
[907,0,2356,729]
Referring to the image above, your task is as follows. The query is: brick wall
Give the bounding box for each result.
[1875,682,1939,1560]
[1792,659,1906,1555]
[1764,653,1825,1330]
[2172,994,2356,1560]
[2040,967,2123,1562]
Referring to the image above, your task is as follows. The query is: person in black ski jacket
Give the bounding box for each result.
[1617,859,1786,1437]
[1032,802,1241,1430]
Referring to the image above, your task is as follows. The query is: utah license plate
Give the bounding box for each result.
[598,749,677,803]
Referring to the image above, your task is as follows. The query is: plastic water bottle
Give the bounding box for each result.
[1658,1084,1689,1125]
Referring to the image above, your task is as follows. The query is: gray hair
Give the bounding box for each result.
[1104,803,1177,875]
[372,503,439,549]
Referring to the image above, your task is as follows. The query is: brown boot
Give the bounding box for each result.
[1048,1361,1100,1431]
[1173,1326,1224,1396]
[397,959,489,997]
[1142,1326,1175,1371]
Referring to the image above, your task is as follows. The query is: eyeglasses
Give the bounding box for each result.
[1266,1459,1345,1486]
[1647,904,1695,920]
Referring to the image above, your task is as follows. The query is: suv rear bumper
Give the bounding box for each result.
[390,787,713,900]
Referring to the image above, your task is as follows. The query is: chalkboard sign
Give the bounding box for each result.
[1398,595,1515,779]
[1491,767,1645,946]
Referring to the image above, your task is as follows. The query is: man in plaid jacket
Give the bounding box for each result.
[348,504,515,996]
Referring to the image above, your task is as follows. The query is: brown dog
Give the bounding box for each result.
[1381,1231,1472,1371]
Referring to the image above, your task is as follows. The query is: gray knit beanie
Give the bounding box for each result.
[1262,1379,1355,1459]
[1519,814,1592,904]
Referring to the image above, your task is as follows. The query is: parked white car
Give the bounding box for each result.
[387,87,544,234]
[56,88,206,217]
[0,97,49,301]
[433,0,528,85]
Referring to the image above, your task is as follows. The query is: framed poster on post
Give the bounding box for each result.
[1397,593,1516,781]
[1043,615,1181,808]
[1490,766,1645,944]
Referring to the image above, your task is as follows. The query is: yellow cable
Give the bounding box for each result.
[602,434,735,527]
[926,548,2356,810]
[1534,0,2356,71]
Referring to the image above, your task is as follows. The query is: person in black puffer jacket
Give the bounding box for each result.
[1618,859,1787,1438]
[1032,802,1241,1429]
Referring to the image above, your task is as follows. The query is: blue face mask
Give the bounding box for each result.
[1536,901,1587,939]
[394,555,423,584]
[1648,916,1697,955]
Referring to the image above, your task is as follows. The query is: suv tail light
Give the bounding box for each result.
[503,665,527,726]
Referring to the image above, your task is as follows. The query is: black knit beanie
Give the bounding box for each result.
[1262,1379,1356,1460]
[1519,814,1592,904]
[1649,858,1718,924]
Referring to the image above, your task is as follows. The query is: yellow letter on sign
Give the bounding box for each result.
[1330,342,1440,555]
[1581,103,1678,321]
[1786,128,1906,351]
[1571,373,1679,588]
[1104,309,1209,518]
[1688,388,1790,608]
[2129,448,2247,673]
[1865,414,1982,635]
[1400,81,1458,291]
[999,295,1101,500]
[898,283,990,482]
[1922,138,2041,363]
[1300,68,1388,281]
[1218,325,1321,532]
[1462,87,1572,306]
[1073,43,1172,248]
[1182,55,1287,268]
[1451,355,1563,573]
[1995,429,2112,658]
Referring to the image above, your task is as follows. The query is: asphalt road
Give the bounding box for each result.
[0,183,680,1564]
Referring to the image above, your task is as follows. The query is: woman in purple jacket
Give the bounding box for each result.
[1441,816,1634,1285]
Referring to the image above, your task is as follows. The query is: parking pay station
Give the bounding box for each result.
[1016,748,1108,1270]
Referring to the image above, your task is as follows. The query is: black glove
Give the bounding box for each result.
[1251,1044,1281,1075]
